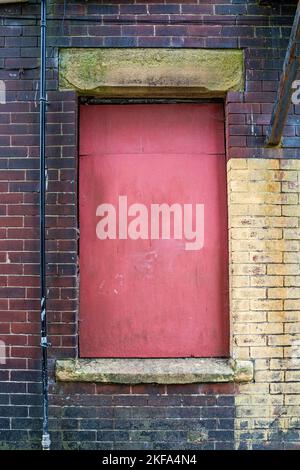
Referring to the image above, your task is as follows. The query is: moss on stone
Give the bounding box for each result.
[231,360,254,383]
[59,48,244,97]
[55,358,253,384]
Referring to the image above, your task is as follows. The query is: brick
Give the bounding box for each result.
[232,265,266,276]
[285,323,300,333]
[284,253,300,264]
[271,384,300,394]
[247,205,281,216]
[251,276,283,287]
[235,335,266,347]
[182,5,213,15]
[231,227,282,240]
[268,287,300,299]
[267,217,298,228]
[250,347,284,358]
[281,160,300,170]
[250,299,283,311]
[231,252,250,263]
[267,335,293,347]
[231,300,250,312]
[283,205,300,217]
[284,229,300,240]
[231,192,297,205]
[229,216,269,228]
[268,265,300,275]
[233,312,267,323]
[149,5,180,15]
[216,5,247,15]
[284,300,300,310]
[0,2,299,452]
[232,276,250,288]
[282,181,300,193]
[232,287,267,299]
[249,252,283,264]
[234,323,283,335]
[0,287,25,298]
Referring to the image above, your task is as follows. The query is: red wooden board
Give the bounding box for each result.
[79,104,229,357]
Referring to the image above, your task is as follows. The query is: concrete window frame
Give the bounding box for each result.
[55,47,253,384]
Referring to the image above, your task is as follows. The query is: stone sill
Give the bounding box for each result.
[55,358,254,385]
[0,0,27,3]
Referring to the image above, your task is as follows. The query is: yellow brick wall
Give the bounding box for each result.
[228,159,300,449]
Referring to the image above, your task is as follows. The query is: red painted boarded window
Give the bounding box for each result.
[79,103,229,358]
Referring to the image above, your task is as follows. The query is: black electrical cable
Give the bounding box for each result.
[39,0,50,451]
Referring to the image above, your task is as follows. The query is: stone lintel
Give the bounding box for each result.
[59,48,244,98]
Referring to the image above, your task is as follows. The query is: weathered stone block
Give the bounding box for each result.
[59,48,244,97]
[56,358,253,384]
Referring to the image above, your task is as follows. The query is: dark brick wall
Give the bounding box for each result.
[47,383,236,450]
[0,0,299,450]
